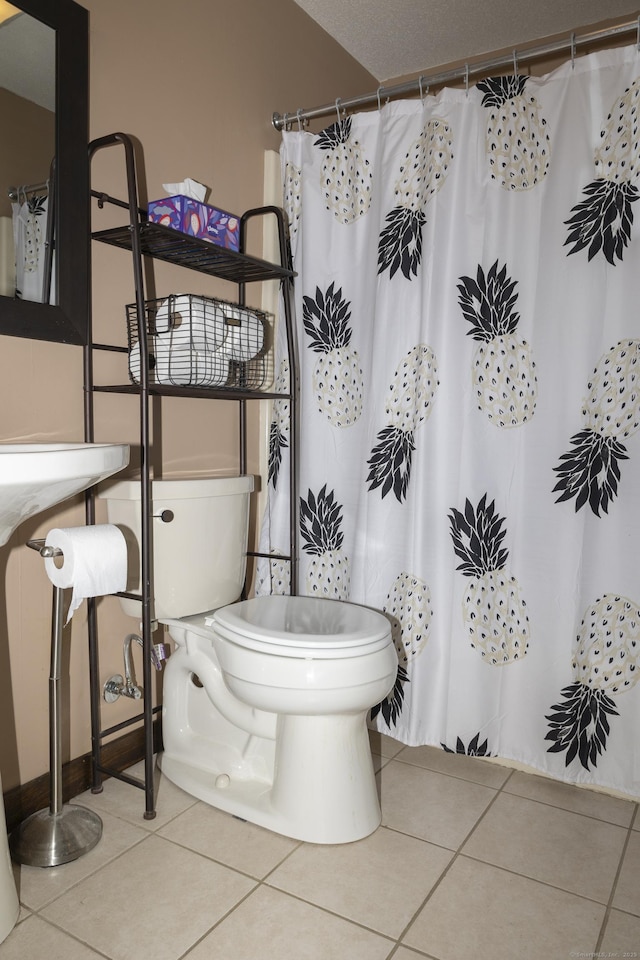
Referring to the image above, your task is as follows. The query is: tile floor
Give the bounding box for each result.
[2,732,640,960]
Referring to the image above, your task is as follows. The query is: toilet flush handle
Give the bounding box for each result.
[153,510,174,522]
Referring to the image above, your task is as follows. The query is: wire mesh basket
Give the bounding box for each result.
[126,293,271,390]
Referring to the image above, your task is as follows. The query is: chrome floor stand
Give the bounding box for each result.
[9,540,103,867]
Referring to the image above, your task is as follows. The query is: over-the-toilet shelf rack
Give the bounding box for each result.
[85,132,298,819]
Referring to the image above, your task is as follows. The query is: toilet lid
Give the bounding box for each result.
[210,595,391,656]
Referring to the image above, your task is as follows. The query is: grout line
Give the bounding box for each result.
[594,805,638,955]
[392,763,512,947]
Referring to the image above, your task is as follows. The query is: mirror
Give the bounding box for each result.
[0,0,88,344]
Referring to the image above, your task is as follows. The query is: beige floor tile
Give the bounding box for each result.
[504,770,636,827]
[394,744,511,789]
[158,801,300,878]
[186,884,394,960]
[16,807,148,911]
[41,834,256,960]
[369,729,406,758]
[378,759,496,849]
[0,914,105,959]
[75,758,198,831]
[403,856,605,960]
[392,949,435,960]
[462,792,627,902]
[613,830,640,916]
[267,826,452,938]
[600,909,640,955]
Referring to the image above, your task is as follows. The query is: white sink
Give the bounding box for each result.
[0,442,130,546]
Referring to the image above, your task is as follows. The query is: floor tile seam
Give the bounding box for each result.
[594,816,639,954]
[146,829,269,884]
[259,878,400,944]
[393,841,464,947]
[174,882,264,960]
[389,753,507,791]
[385,942,439,960]
[457,850,615,907]
[376,823,458,855]
[153,826,302,883]
[389,780,515,948]
[22,912,113,959]
[18,830,152,914]
[499,786,637,829]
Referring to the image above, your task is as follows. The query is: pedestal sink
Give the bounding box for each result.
[0,441,130,943]
[0,442,130,546]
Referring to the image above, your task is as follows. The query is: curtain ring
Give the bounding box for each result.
[335,97,342,125]
[418,75,429,103]
[377,86,383,111]
[296,108,304,131]
[513,49,518,77]
[570,32,576,69]
[464,63,469,98]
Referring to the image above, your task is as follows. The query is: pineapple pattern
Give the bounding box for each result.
[370,572,432,728]
[268,49,640,794]
[565,78,640,264]
[268,359,290,489]
[449,494,530,665]
[386,572,432,666]
[546,595,640,769]
[303,283,363,427]
[442,733,493,756]
[457,261,537,428]
[300,485,350,599]
[256,553,291,596]
[476,75,550,190]
[314,117,372,224]
[553,339,640,516]
[378,118,453,280]
[367,345,439,502]
[23,194,47,274]
[283,162,302,249]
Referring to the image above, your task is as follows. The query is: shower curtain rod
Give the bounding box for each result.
[7,180,49,201]
[272,16,640,130]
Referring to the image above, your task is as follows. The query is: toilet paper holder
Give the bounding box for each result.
[9,538,103,867]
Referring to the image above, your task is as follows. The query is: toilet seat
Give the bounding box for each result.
[205,595,391,660]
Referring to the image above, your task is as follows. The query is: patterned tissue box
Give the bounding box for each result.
[147,195,240,251]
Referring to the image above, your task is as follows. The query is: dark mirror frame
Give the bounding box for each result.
[0,0,88,345]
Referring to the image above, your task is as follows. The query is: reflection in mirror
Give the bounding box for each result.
[0,5,55,304]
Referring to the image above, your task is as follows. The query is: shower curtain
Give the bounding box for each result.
[258,43,640,798]
[11,188,54,302]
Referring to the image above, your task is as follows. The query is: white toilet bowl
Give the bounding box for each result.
[160,594,397,844]
[101,478,397,844]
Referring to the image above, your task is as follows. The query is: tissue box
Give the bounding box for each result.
[147,195,240,251]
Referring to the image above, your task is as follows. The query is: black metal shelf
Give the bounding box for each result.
[93,383,290,402]
[92,222,295,284]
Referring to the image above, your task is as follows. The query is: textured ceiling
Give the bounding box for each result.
[292,0,640,82]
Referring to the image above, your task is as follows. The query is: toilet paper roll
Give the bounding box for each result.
[44,525,128,624]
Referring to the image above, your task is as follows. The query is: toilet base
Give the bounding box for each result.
[159,712,382,844]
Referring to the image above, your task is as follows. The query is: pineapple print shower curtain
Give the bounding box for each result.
[259,43,640,797]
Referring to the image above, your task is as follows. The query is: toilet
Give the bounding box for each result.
[101,476,397,844]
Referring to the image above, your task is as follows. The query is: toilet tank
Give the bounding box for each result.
[99,475,254,620]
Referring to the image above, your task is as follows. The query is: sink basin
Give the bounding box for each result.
[0,442,130,546]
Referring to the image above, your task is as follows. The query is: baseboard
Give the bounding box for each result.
[3,719,163,833]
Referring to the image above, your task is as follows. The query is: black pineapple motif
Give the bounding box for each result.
[441,733,493,756]
[370,664,409,728]
[564,78,640,264]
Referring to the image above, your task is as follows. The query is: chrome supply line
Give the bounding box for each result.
[273,16,640,129]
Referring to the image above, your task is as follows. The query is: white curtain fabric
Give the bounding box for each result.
[258,44,640,797]
[11,191,54,303]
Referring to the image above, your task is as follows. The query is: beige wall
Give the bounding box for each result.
[0,0,375,791]
[0,89,54,220]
